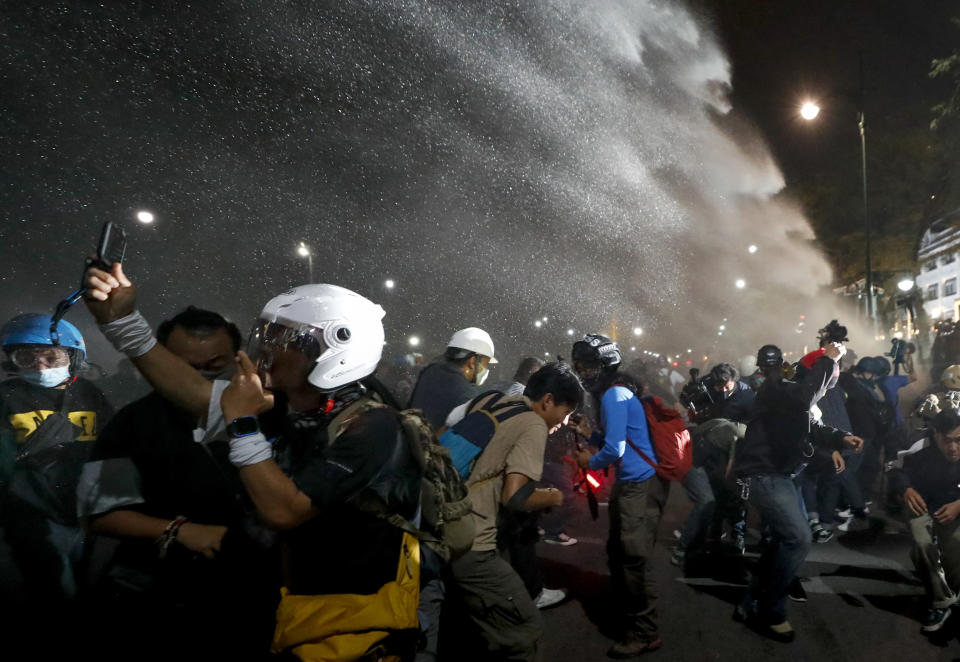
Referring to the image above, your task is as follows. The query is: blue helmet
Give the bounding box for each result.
[1,314,86,359]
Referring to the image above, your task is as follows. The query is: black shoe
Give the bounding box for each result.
[922,607,952,633]
[787,578,807,603]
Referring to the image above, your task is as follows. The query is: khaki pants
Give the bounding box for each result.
[608,477,668,641]
[910,514,960,608]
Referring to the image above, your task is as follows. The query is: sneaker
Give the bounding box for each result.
[765,619,796,643]
[836,508,853,519]
[735,533,746,555]
[607,634,663,658]
[787,578,807,603]
[534,587,567,609]
[837,516,868,533]
[922,607,952,632]
[670,548,685,567]
[543,532,578,546]
[811,523,834,544]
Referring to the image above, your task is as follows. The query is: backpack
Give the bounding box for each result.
[625,395,692,482]
[328,398,475,563]
[438,391,531,479]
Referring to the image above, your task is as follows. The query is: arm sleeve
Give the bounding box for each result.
[589,389,628,471]
[197,379,231,442]
[784,357,835,412]
[444,402,469,428]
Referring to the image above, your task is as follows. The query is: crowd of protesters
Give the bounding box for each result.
[2,261,960,660]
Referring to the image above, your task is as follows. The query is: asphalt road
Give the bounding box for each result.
[534,479,960,662]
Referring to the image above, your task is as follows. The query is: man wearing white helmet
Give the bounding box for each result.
[83,264,423,660]
[408,326,498,430]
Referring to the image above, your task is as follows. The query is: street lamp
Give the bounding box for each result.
[800,95,872,323]
[136,210,154,224]
[385,279,395,290]
[297,242,313,283]
[897,278,914,292]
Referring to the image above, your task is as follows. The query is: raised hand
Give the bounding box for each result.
[221,351,275,422]
[84,262,137,323]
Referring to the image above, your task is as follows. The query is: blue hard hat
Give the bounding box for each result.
[0,313,86,358]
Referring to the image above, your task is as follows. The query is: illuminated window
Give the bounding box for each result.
[945,278,957,297]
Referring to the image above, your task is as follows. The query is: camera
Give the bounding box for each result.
[817,319,848,344]
[680,371,719,421]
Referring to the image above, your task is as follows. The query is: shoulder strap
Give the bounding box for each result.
[467,390,504,414]
[327,397,386,445]
[624,436,658,470]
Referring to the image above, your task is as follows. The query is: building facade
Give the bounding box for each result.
[916,208,960,323]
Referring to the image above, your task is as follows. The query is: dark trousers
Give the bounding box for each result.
[448,549,542,662]
[607,476,667,641]
[741,474,812,624]
[497,509,543,599]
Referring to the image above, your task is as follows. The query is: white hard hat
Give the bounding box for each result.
[252,284,386,392]
[447,327,498,364]
[740,354,757,377]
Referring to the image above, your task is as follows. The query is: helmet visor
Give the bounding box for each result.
[246,319,327,372]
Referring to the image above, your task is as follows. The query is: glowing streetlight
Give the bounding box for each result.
[567,328,575,336]
[801,94,873,323]
[735,279,746,289]
[534,320,542,328]
[633,327,643,336]
[408,336,420,347]
[897,278,914,292]
[296,242,313,282]
[800,101,820,120]
[542,316,548,322]
[384,279,395,290]
[748,244,758,254]
[136,210,154,224]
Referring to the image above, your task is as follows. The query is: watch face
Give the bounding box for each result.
[229,416,259,437]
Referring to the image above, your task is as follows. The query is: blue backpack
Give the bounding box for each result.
[439,391,531,479]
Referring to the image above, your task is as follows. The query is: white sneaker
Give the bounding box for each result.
[837,516,869,533]
[535,587,567,609]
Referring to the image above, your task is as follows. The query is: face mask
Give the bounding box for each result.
[19,365,71,388]
[474,366,490,386]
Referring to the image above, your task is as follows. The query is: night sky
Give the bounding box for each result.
[2,1,953,375]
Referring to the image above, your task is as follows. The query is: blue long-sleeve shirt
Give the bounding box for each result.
[588,386,657,482]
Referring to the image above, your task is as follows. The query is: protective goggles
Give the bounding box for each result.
[8,346,71,369]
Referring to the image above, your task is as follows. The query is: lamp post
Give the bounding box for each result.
[800,99,873,324]
[297,242,313,283]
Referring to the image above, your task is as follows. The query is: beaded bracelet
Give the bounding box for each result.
[157,516,188,559]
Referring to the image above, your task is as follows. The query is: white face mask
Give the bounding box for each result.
[474,365,490,386]
[20,365,71,388]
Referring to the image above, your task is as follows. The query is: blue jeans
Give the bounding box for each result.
[741,474,812,624]
[678,466,715,553]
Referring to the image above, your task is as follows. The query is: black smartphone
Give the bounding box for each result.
[97,221,127,268]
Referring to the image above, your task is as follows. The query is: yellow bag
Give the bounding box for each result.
[271,532,421,662]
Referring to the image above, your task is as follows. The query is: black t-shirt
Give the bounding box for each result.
[86,391,280,598]
[0,376,113,445]
[0,377,113,525]
[408,362,478,429]
[277,406,422,596]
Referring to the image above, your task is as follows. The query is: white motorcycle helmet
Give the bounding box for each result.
[249,284,386,392]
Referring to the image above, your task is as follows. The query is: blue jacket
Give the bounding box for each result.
[588,386,657,483]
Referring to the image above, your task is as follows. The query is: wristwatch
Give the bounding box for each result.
[226,416,260,438]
